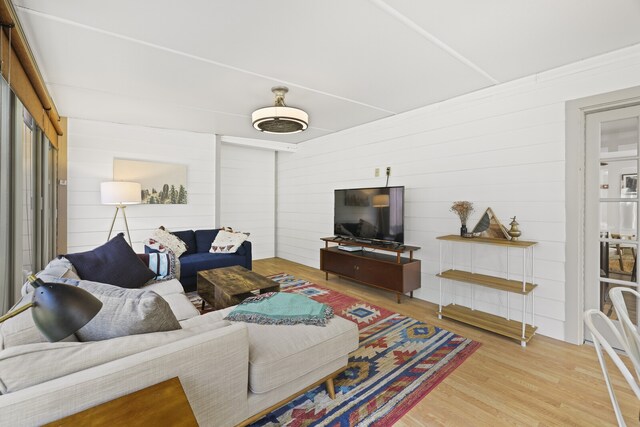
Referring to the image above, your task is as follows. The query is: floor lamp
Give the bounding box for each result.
[101,181,141,246]
[372,194,390,235]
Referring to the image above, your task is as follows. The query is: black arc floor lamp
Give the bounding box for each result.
[0,275,102,342]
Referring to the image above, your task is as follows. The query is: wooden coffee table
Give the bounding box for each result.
[197,265,280,311]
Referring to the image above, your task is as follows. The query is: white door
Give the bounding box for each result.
[585,106,640,347]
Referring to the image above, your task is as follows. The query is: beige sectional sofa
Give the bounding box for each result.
[0,278,359,426]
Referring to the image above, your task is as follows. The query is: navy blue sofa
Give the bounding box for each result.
[145,228,252,292]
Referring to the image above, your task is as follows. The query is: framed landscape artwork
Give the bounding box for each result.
[344,189,370,206]
[114,159,187,204]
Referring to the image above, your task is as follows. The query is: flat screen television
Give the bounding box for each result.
[334,186,404,244]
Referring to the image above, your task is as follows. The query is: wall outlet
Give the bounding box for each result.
[375,168,380,177]
[386,167,391,177]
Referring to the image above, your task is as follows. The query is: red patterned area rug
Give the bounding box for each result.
[231,273,481,427]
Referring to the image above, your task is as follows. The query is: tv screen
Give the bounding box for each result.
[334,186,404,244]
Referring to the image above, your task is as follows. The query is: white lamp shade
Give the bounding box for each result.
[100,182,141,205]
[372,194,390,207]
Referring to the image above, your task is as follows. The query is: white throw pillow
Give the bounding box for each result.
[144,227,187,257]
[209,230,250,253]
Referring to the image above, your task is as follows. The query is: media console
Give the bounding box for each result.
[320,237,421,303]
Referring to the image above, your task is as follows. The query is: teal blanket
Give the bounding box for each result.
[224,292,334,326]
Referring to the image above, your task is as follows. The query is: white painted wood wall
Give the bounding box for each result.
[66,119,216,254]
[276,45,640,341]
[219,143,275,259]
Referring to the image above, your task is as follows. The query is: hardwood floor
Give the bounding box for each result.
[253,257,637,427]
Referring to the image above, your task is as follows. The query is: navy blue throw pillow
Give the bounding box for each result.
[66,233,156,288]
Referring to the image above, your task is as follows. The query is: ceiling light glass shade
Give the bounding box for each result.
[252,106,309,134]
[100,181,142,205]
[252,86,309,134]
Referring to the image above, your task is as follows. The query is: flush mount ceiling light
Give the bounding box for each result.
[252,86,308,134]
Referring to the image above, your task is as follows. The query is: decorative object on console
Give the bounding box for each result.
[252,86,308,134]
[471,207,511,240]
[508,216,522,241]
[100,181,141,246]
[66,233,156,289]
[450,201,474,237]
[209,228,250,253]
[145,226,188,257]
[0,275,102,342]
[113,159,188,205]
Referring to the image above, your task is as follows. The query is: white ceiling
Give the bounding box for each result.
[13,0,640,143]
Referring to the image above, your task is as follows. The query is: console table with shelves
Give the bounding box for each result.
[436,235,538,347]
[320,237,421,303]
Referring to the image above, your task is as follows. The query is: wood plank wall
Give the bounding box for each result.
[276,44,640,342]
[66,119,216,254]
[219,143,276,260]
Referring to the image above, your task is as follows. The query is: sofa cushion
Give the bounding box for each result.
[75,281,181,342]
[142,278,184,296]
[161,293,200,321]
[240,314,359,394]
[195,229,219,253]
[210,230,250,254]
[180,252,247,279]
[21,257,80,295]
[179,310,228,328]
[66,233,156,288]
[172,230,196,256]
[0,320,230,394]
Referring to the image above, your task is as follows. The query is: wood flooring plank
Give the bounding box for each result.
[253,257,635,426]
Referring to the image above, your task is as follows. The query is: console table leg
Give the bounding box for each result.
[410,291,413,298]
[325,272,328,280]
[396,293,401,304]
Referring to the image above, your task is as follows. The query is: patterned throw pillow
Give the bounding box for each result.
[137,252,179,281]
[209,229,250,254]
[144,227,187,257]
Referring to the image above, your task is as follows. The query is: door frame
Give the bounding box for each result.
[566,85,640,344]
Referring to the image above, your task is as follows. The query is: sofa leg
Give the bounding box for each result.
[325,377,336,399]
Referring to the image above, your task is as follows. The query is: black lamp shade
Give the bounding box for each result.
[31,282,103,342]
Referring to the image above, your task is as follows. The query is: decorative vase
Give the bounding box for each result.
[508,217,521,241]
[460,224,467,237]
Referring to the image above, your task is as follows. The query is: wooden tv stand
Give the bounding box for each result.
[320,237,421,303]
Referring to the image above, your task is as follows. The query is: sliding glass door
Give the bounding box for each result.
[0,78,58,313]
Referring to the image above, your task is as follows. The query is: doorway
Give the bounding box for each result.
[584,106,640,347]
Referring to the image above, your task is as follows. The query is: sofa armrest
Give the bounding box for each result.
[242,240,252,270]
[0,323,249,427]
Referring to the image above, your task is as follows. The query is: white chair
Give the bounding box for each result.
[609,287,640,378]
[584,309,640,426]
